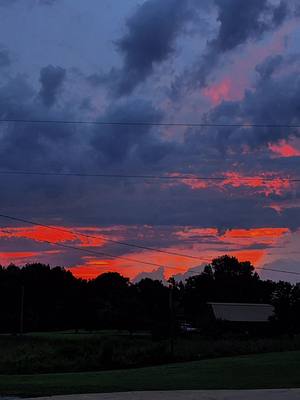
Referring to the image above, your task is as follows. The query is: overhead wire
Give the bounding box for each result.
[0,169,298,183]
[0,118,300,129]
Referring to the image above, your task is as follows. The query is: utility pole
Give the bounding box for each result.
[20,285,24,335]
[169,282,175,358]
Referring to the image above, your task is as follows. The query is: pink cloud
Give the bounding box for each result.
[203,78,232,105]
[269,140,300,158]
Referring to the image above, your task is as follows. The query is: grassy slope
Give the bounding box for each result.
[1,351,300,397]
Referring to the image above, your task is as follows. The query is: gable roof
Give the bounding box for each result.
[208,302,274,322]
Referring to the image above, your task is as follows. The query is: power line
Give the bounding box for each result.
[0,213,299,277]
[0,118,300,129]
[257,267,300,276]
[0,170,298,183]
[0,213,210,262]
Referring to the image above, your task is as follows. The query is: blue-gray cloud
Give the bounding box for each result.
[92,0,289,98]
[214,0,287,52]
[0,0,57,5]
[39,65,66,108]
[197,54,300,150]
[101,0,198,96]
[91,99,174,165]
[172,0,289,96]
[0,47,11,68]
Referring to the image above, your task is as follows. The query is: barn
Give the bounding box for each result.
[208,302,274,323]
[201,302,275,335]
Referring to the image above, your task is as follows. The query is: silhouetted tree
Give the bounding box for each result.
[0,258,299,335]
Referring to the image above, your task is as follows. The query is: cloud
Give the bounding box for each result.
[0,0,16,5]
[0,47,11,68]
[0,0,57,5]
[38,0,57,5]
[93,0,289,98]
[172,0,290,96]
[213,0,287,52]
[103,0,197,96]
[133,266,166,283]
[260,258,300,283]
[91,99,174,164]
[173,264,205,282]
[185,54,300,154]
[39,65,66,108]
[255,54,284,81]
[0,73,79,176]
[1,69,299,235]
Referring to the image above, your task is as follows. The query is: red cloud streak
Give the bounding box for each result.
[0,226,290,280]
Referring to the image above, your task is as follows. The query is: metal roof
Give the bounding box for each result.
[208,302,274,322]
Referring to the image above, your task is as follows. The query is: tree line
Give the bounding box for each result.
[0,255,299,335]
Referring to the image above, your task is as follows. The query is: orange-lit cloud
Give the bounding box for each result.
[268,199,300,214]
[0,226,108,247]
[0,223,292,281]
[69,258,113,280]
[221,172,291,196]
[176,227,289,246]
[0,250,61,265]
[166,173,208,190]
[69,226,290,280]
[222,227,289,244]
[70,251,191,281]
[166,171,291,196]
[176,228,218,239]
[172,226,290,277]
[230,250,265,266]
[269,140,300,158]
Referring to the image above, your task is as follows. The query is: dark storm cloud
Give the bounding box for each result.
[0,47,11,68]
[1,78,297,233]
[103,0,197,96]
[172,0,289,96]
[183,53,300,158]
[0,3,298,236]
[0,63,299,234]
[255,54,284,81]
[91,99,174,164]
[70,186,300,231]
[0,73,78,173]
[196,55,300,150]
[213,0,287,52]
[39,65,66,108]
[94,0,289,97]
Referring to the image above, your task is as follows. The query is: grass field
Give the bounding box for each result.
[1,351,300,397]
[2,331,300,375]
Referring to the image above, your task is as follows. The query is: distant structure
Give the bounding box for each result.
[198,302,275,335]
[207,302,274,323]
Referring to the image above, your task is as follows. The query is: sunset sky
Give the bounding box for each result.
[1,0,300,282]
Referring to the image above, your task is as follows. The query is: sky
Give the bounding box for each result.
[1,0,300,282]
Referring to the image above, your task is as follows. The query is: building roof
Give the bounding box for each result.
[207,302,274,322]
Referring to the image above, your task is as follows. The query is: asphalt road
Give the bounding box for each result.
[25,389,300,400]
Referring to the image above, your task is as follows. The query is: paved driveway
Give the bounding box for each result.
[26,389,300,400]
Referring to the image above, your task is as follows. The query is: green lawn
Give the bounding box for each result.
[1,351,300,397]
